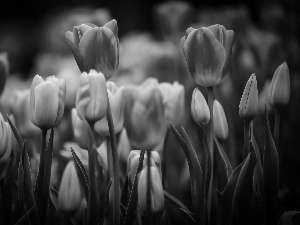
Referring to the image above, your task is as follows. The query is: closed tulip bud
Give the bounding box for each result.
[76,70,107,123]
[71,108,90,150]
[239,74,258,121]
[58,161,83,212]
[30,75,66,130]
[0,113,11,164]
[191,88,210,126]
[213,100,228,140]
[94,81,124,136]
[65,20,119,79]
[158,81,185,126]
[268,62,290,107]
[182,24,234,87]
[138,166,165,213]
[0,52,9,95]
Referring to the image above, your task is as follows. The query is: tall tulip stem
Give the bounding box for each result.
[146,150,152,225]
[106,94,120,225]
[207,86,214,223]
[243,120,251,159]
[274,108,280,148]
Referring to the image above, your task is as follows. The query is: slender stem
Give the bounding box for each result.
[106,96,120,225]
[274,108,280,148]
[107,137,114,179]
[36,129,47,223]
[206,86,214,224]
[243,120,251,159]
[146,150,152,225]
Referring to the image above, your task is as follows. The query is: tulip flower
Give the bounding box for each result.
[191,87,210,126]
[268,62,290,108]
[65,20,119,79]
[0,52,9,95]
[182,24,234,87]
[124,83,168,150]
[158,81,185,125]
[137,166,165,213]
[0,113,11,164]
[94,81,124,136]
[76,70,107,123]
[117,128,132,162]
[58,161,83,212]
[239,74,258,121]
[97,140,108,171]
[30,75,66,130]
[71,108,90,150]
[213,100,228,140]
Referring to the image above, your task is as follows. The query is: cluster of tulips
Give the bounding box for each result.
[0,17,297,225]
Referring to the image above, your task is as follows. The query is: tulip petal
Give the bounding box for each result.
[103,19,118,38]
[78,24,94,37]
[65,31,85,72]
[34,82,59,129]
[222,30,235,76]
[30,75,44,126]
[207,24,227,46]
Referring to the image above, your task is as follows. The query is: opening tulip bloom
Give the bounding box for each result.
[0,52,9,95]
[191,87,210,126]
[213,99,228,140]
[0,113,11,164]
[30,75,66,130]
[65,20,119,79]
[182,24,234,87]
[76,70,108,123]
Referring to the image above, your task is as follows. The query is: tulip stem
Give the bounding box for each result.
[106,95,120,225]
[146,150,152,225]
[107,137,114,179]
[206,86,214,224]
[36,129,48,224]
[243,120,251,159]
[274,108,280,148]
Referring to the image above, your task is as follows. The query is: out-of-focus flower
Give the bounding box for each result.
[94,81,124,136]
[30,75,66,130]
[137,166,165,213]
[76,70,107,123]
[65,20,119,79]
[117,128,132,163]
[191,88,210,126]
[0,113,11,164]
[0,52,9,95]
[158,81,185,126]
[268,62,290,108]
[124,82,168,150]
[58,161,83,212]
[182,24,234,87]
[9,89,40,137]
[71,108,90,150]
[213,100,228,140]
[239,74,258,121]
[97,140,108,170]
[258,80,272,114]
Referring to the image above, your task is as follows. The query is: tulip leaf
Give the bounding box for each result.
[164,190,191,213]
[252,186,263,225]
[214,136,233,180]
[7,114,24,150]
[71,147,89,198]
[18,162,26,214]
[14,203,36,225]
[220,158,245,225]
[124,150,145,225]
[263,109,279,225]
[278,211,300,225]
[120,175,129,216]
[179,208,196,224]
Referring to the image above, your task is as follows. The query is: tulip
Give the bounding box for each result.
[158,81,185,125]
[58,161,83,212]
[0,52,9,95]
[60,142,88,169]
[137,166,165,213]
[258,80,272,114]
[191,87,210,126]
[268,62,290,108]
[65,20,119,79]
[213,100,228,140]
[117,128,132,163]
[124,83,168,150]
[76,70,107,123]
[9,89,40,137]
[71,108,90,149]
[0,113,11,164]
[94,81,124,136]
[182,24,234,87]
[239,74,258,121]
[30,75,66,130]
[97,140,108,171]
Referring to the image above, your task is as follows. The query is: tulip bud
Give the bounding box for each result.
[94,81,124,136]
[258,80,272,114]
[117,129,132,163]
[138,166,165,213]
[0,113,11,164]
[58,161,83,212]
[158,81,185,126]
[0,52,9,95]
[71,108,90,150]
[213,100,228,140]
[191,88,210,126]
[182,24,234,87]
[268,62,290,107]
[65,20,119,79]
[76,70,107,123]
[239,74,258,121]
[97,140,108,171]
[30,75,66,130]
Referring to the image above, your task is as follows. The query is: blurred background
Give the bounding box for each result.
[1,0,300,222]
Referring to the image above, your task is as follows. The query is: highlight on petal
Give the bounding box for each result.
[65,31,85,72]
[103,19,118,38]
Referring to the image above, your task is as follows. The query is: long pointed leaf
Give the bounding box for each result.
[7,115,24,150]
[14,204,36,225]
[164,191,191,212]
